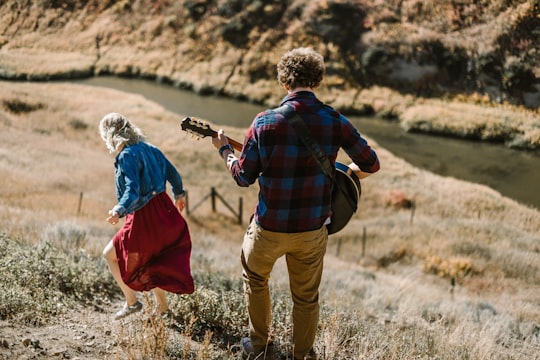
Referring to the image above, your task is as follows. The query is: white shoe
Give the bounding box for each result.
[114,301,143,320]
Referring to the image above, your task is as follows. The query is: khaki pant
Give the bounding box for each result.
[241,219,328,359]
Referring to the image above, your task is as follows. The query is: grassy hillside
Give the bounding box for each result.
[0,81,539,359]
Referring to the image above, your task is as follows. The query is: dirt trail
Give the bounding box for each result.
[0,304,118,359]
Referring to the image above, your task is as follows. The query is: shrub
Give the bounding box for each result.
[172,271,247,343]
[0,233,117,324]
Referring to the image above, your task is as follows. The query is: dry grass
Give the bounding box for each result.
[0,81,539,359]
[401,99,540,148]
[0,48,95,80]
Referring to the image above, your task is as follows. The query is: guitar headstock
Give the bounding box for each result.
[180,117,217,139]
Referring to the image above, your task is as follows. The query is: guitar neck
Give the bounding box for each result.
[225,137,243,152]
[181,116,243,151]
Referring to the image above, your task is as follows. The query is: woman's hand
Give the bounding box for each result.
[175,197,186,213]
[106,209,120,225]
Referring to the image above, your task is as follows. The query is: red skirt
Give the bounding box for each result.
[113,192,194,294]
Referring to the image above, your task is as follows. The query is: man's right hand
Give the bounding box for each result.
[348,162,373,179]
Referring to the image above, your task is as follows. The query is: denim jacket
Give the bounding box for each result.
[112,142,185,217]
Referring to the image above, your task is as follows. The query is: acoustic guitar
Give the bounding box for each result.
[180,117,361,234]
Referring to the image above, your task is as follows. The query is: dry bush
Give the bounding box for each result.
[424,255,473,279]
[114,294,171,360]
[0,234,116,324]
[41,221,89,254]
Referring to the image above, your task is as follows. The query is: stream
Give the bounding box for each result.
[75,76,540,210]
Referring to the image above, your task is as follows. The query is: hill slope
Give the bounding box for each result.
[0,81,539,359]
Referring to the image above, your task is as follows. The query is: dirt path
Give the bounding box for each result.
[0,303,120,360]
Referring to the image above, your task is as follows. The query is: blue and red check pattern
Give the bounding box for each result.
[229,91,380,233]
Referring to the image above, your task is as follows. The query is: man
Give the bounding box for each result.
[212,47,380,359]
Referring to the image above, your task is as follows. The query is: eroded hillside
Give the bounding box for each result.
[0,0,538,108]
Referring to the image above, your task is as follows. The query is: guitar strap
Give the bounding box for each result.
[274,104,358,212]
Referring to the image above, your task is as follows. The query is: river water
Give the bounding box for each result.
[75,76,540,210]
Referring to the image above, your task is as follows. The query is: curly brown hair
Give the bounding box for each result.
[276,47,325,89]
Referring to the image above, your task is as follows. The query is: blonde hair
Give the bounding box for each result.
[276,47,325,89]
[99,112,146,153]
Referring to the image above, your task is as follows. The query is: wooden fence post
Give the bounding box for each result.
[238,197,243,224]
[77,192,83,217]
[362,226,366,257]
[187,187,243,225]
[211,187,216,212]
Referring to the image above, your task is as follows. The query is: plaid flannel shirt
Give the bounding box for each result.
[228,91,380,232]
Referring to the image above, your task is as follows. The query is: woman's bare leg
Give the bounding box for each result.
[152,288,169,313]
[103,240,138,305]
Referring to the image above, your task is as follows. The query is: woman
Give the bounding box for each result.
[99,112,194,320]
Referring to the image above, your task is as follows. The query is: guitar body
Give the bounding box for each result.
[327,162,361,235]
[180,117,361,234]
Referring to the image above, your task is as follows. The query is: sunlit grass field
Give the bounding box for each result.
[0,81,539,359]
